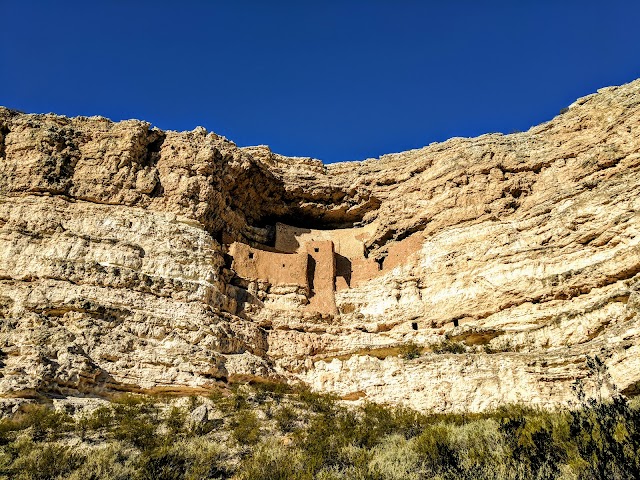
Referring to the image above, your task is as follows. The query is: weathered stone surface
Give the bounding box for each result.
[0,78,639,411]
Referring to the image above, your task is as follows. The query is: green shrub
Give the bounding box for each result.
[206,388,226,405]
[7,441,84,480]
[113,417,157,450]
[369,434,422,480]
[298,407,359,473]
[165,407,187,436]
[432,340,467,354]
[499,413,568,479]
[231,411,261,445]
[413,423,463,477]
[331,444,373,479]
[0,419,13,446]
[66,443,137,480]
[77,405,114,438]
[355,402,398,448]
[446,419,507,478]
[399,342,421,360]
[236,440,308,480]
[136,447,187,480]
[568,396,640,479]
[295,387,336,414]
[179,438,230,480]
[232,392,249,411]
[111,400,158,450]
[388,407,429,440]
[274,405,299,433]
[0,376,637,480]
[250,381,292,405]
[4,405,74,442]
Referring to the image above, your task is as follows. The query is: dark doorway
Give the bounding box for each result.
[335,253,352,288]
[306,255,317,294]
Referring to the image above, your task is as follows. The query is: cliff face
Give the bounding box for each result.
[0,79,639,412]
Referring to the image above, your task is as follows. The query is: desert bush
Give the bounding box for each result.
[136,446,187,480]
[295,386,337,414]
[6,440,84,480]
[394,406,432,439]
[452,419,507,476]
[231,392,249,411]
[0,378,637,479]
[206,388,226,405]
[332,444,376,479]
[66,443,137,480]
[179,438,230,480]
[236,440,308,480]
[399,342,421,360]
[231,411,261,445]
[165,406,188,436]
[111,400,158,450]
[297,406,359,473]
[499,413,567,480]
[432,340,467,354]
[413,423,463,477]
[252,381,292,399]
[3,405,74,442]
[77,405,114,439]
[568,396,640,479]
[251,381,292,405]
[274,405,299,433]
[113,416,157,450]
[355,402,398,449]
[369,434,422,480]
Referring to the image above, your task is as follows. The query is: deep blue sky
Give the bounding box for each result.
[2,1,639,163]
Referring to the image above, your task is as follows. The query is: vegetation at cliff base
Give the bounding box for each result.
[0,383,639,479]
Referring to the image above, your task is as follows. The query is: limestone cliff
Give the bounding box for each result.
[0,78,639,412]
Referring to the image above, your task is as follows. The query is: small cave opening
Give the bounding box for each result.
[453,319,459,327]
[411,322,418,331]
[143,132,166,167]
[0,126,9,158]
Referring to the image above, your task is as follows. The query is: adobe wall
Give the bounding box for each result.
[229,242,308,287]
[343,232,425,288]
[274,223,308,253]
[229,226,423,314]
[275,222,377,259]
[383,232,424,271]
[306,240,338,315]
[349,257,382,288]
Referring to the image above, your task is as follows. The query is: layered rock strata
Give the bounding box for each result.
[0,78,639,411]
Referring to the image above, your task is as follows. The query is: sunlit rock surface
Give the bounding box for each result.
[0,78,639,411]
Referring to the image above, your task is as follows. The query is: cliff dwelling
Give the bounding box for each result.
[228,222,423,315]
[2,77,640,417]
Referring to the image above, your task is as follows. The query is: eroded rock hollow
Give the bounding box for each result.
[1,79,639,412]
